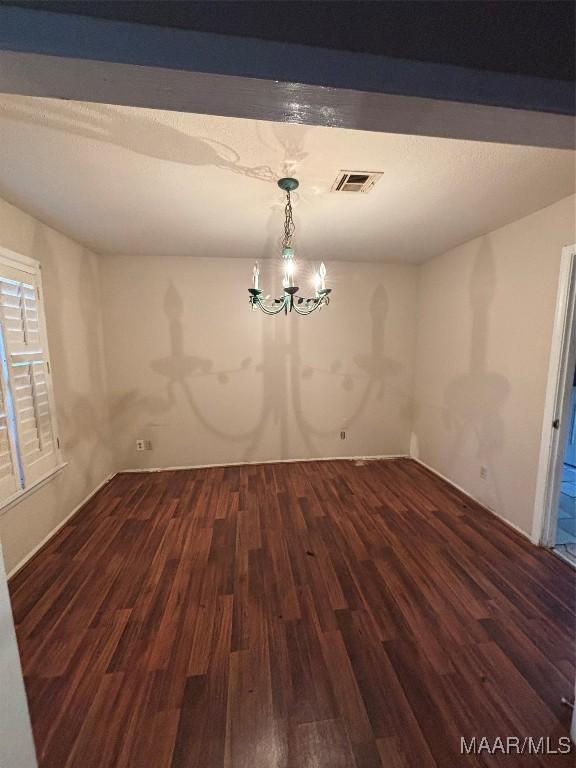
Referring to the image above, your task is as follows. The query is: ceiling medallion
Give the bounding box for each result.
[249,178,331,315]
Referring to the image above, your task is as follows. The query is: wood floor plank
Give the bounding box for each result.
[8,458,575,767]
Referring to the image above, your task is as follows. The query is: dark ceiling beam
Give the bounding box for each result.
[0,6,573,149]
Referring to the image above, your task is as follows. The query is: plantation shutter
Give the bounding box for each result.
[0,258,59,488]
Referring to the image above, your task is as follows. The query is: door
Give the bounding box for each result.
[0,544,37,767]
[565,387,576,467]
[533,244,576,547]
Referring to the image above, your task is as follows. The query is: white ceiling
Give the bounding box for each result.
[0,94,573,263]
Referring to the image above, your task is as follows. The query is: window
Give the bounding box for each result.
[0,248,61,506]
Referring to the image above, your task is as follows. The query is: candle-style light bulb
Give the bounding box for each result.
[319,262,326,290]
[284,259,295,288]
[253,262,260,289]
[313,272,321,297]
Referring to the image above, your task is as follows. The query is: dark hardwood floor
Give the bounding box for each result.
[9,458,575,767]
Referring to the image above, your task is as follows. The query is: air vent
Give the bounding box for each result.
[331,170,382,193]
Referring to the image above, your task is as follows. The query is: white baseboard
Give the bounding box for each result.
[118,453,409,474]
[413,457,531,542]
[7,455,409,579]
[7,455,535,579]
[7,472,116,580]
[7,453,531,579]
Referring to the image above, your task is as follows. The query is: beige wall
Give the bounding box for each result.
[412,195,576,536]
[0,197,113,574]
[1,191,574,571]
[100,255,418,469]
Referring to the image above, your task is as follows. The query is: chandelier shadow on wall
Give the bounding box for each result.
[249,178,331,315]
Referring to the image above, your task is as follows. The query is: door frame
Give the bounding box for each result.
[533,244,576,546]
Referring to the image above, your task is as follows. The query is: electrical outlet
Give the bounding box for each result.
[340,431,346,440]
[480,466,488,480]
[136,439,152,452]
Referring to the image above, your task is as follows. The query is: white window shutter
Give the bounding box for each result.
[0,356,21,502]
[0,266,59,487]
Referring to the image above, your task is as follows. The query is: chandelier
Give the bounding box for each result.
[249,178,331,315]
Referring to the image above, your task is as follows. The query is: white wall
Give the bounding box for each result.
[100,255,418,469]
[0,197,113,574]
[0,544,37,768]
[412,195,576,536]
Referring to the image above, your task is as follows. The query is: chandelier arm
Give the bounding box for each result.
[293,290,331,315]
[255,304,286,315]
[292,298,326,315]
[251,296,289,315]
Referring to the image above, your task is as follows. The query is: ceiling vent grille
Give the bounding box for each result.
[331,170,382,193]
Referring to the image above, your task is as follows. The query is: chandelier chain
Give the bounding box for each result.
[283,190,295,249]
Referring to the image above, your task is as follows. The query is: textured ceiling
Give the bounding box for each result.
[0,94,573,263]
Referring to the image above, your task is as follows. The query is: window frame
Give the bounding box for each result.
[0,246,65,515]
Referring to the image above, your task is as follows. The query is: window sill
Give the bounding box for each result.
[0,462,68,517]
